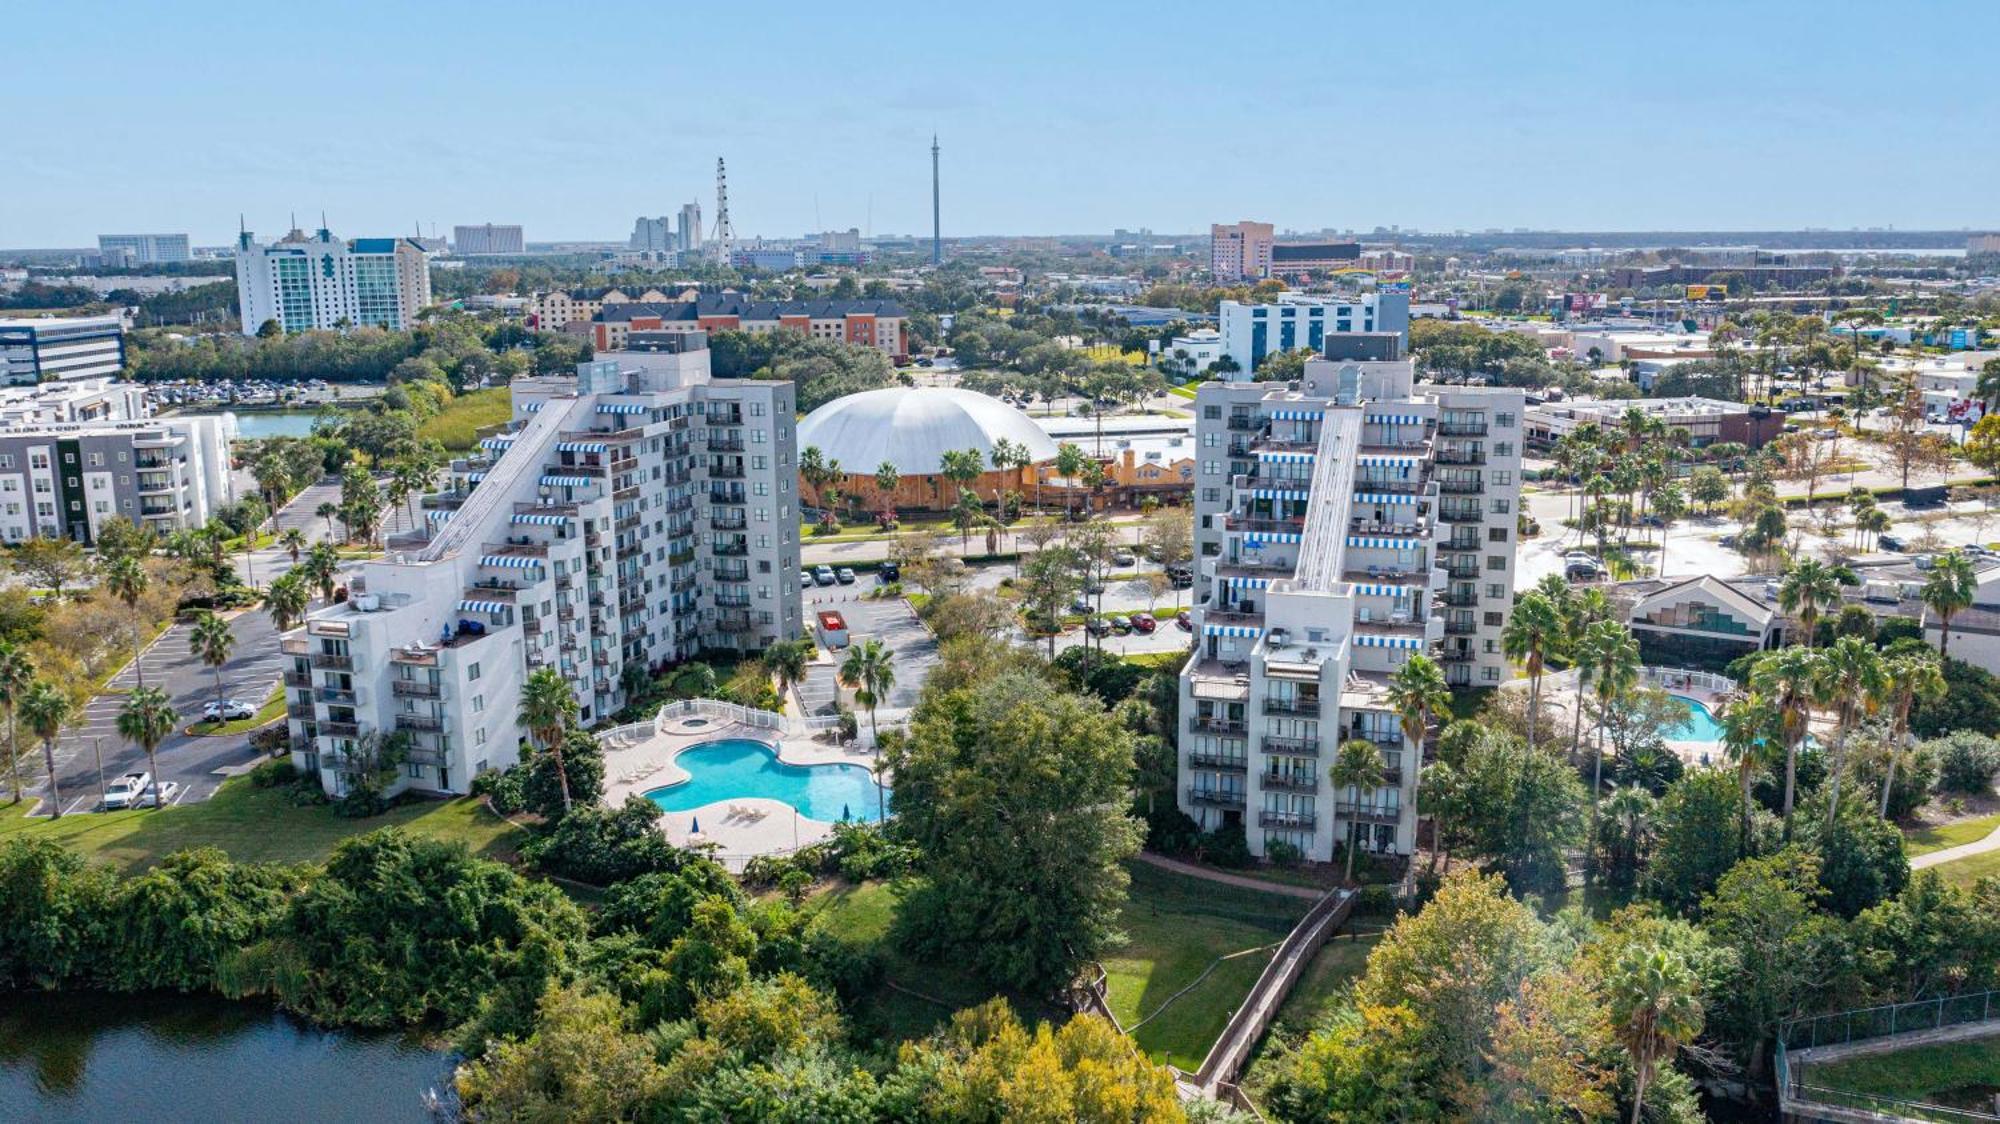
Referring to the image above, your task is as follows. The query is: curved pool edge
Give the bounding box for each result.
[637,736,891,827]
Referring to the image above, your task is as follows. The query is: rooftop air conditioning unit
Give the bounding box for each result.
[353,594,380,611]
[1269,628,1289,646]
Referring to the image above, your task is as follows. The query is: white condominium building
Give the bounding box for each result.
[1218,291,1412,374]
[1180,334,1524,864]
[234,226,433,335]
[283,333,802,798]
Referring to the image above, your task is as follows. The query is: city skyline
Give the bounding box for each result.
[6,2,1999,247]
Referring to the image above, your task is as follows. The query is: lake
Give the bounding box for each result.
[0,992,456,1123]
[198,410,334,440]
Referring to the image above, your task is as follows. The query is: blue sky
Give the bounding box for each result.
[6,1,1997,247]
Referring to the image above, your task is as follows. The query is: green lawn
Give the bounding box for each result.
[1168,385,1197,400]
[416,388,513,450]
[1102,861,1311,1070]
[1930,847,2000,888]
[0,777,522,875]
[1810,1035,2000,1119]
[1905,812,2000,857]
[809,880,1023,1043]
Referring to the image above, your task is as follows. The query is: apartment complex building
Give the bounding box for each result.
[1211,220,1275,281]
[233,226,433,335]
[0,314,126,385]
[526,287,683,331]
[1218,291,1412,374]
[453,224,525,255]
[585,296,909,360]
[282,332,801,799]
[1178,334,1524,864]
[96,233,192,265]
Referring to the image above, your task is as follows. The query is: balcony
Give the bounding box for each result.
[1189,716,1246,736]
[711,515,748,532]
[715,611,754,632]
[310,653,353,670]
[1438,505,1483,524]
[315,687,356,705]
[405,747,446,768]
[286,696,315,719]
[1261,772,1319,794]
[1188,752,1248,772]
[710,411,744,428]
[392,680,442,699]
[1262,697,1322,716]
[707,463,745,479]
[321,720,360,737]
[1262,734,1321,756]
[715,595,753,609]
[1226,415,1260,431]
[708,491,746,506]
[1444,618,1477,635]
[1444,561,1481,579]
[282,670,310,688]
[1258,810,1316,830]
[1186,787,1246,809]
[715,568,750,583]
[1437,478,1483,495]
[708,434,746,451]
[395,714,444,732]
[1337,802,1402,825]
[1439,421,1488,437]
[1439,648,1475,663]
[1442,589,1479,607]
[1434,447,1486,466]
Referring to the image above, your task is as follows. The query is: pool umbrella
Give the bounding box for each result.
[690,815,700,834]
[842,803,851,822]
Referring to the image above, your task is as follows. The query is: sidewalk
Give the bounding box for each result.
[1911,822,2000,870]
[1134,852,1323,901]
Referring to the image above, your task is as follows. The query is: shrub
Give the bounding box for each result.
[1265,839,1302,868]
[1199,823,1253,869]
[1354,885,1397,916]
[332,789,388,818]
[1931,731,2000,795]
[248,758,298,788]
[471,766,526,815]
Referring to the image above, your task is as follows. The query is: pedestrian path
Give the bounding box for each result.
[1911,821,2000,869]
[1133,851,1324,901]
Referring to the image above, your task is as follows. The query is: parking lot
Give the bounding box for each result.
[800,580,936,713]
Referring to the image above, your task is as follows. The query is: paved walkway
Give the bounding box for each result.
[1911,821,2000,870]
[1134,852,1324,901]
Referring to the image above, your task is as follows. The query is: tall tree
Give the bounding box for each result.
[190,612,235,715]
[1054,443,1089,519]
[873,461,900,527]
[99,554,151,690]
[0,643,30,804]
[116,686,177,810]
[1814,635,1885,825]
[263,573,309,633]
[302,541,340,602]
[1330,738,1386,885]
[1501,591,1563,751]
[1607,943,1705,1124]
[279,526,307,567]
[1389,655,1452,885]
[1778,558,1854,649]
[1716,690,1781,853]
[10,537,87,602]
[1879,652,1947,818]
[1923,551,1977,658]
[19,682,71,818]
[765,637,812,711]
[1751,647,1820,837]
[1578,619,1640,836]
[837,637,895,742]
[519,666,577,813]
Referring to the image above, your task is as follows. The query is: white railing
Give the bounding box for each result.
[655,697,789,732]
[1641,666,1735,694]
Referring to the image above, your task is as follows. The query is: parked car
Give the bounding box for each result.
[140,781,180,806]
[203,698,254,722]
[1720,534,1740,548]
[102,771,152,811]
[1083,579,1105,595]
[1878,534,1907,552]
[1130,612,1157,634]
[1070,595,1094,615]
[1175,610,1193,631]
[799,571,814,589]
[835,567,856,585]
[1167,566,1193,589]
[813,566,838,586]
[1112,551,1137,567]
[1566,560,1604,581]
[878,562,901,582]
[1085,617,1111,637]
[1110,615,1132,634]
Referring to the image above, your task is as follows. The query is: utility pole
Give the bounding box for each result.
[92,736,105,810]
[931,135,942,267]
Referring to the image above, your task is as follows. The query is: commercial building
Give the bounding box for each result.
[282,332,801,799]
[586,296,908,360]
[0,379,232,543]
[679,203,703,254]
[453,224,525,256]
[0,314,126,385]
[96,233,191,265]
[1218,291,1412,374]
[1211,221,1275,281]
[1626,575,1783,671]
[1035,414,1196,506]
[1610,264,1837,290]
[796,387,1057,513]
[1967,234,2000,255]
[1523,396,1781,450]
[1178,334,1525,863]
[1267,242,1361,280]
[1161,327,1226,377]
[234,226,433,335]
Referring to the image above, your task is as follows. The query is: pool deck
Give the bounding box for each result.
[600,712,888,869]
[1518,667,1834,766]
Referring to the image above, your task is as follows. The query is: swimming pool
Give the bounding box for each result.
[1667,695,1723,743]
[643,738,891,823]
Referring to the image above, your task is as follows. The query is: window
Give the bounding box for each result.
[1489,498,1511,514]
[1203,460,1220,477]
[1203,405,1221,420]
[1495,441,1514,457]
[471,694,485,713]
[1486,583,1506,599]
[1484,611,1504,627]
[467,662,481,681]
[0,456,10,468]
[1486,555,1506,571]
[1201,487,1220,503]
[1487,527,1508,542]
[1495,412,1516,428]
[1482,666,1500,682]
[88,453,103,467]
[474,727,488,746]
[1490,470,1513,486]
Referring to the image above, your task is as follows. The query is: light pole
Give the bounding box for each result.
[92,736,105,809]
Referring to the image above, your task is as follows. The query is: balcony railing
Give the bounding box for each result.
[309,653,353,670]
[1337,802,1403,824]
[1189,716,1246,736]
[282,670,310,688]
[1440,648,1475,663]
[1438,505,1483,523]
[321,720,360,737]
[1261,734,1321,756]
[1439,421,1488,437]
[1186,787,1246,809]
[1258,810,1316,830]
[1438,478,1483,495]
[391,680,442,698]
[1188,752,1248,772]
[1434,448,1486,465]
[1261,772,1319,794]
[395,714,444,732]
[1443,589,1478,607]
[1444,618,1478,635]
[315,687,356,705]
[1262,698,1322,717]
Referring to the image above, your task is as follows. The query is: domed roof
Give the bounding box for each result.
[797,387,1061,474]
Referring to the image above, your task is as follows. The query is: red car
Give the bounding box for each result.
[1174,610,1192,632]
[1130,612,1157,634]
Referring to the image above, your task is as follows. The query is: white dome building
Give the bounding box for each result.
[796,387,1062,513]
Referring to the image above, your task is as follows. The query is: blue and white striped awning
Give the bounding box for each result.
[1258,452,1314,464]
[478,555,544,570]
[1352,582,1416,596]
[597,403,647,416]
[457,599,509,614]
[1366,413,1424,426]
[1205,624,1262,638]
[1270,409,1323,421]
[540,474,594,488]
[1354,633,1424,649]
[479,436,515,452]
[510,513,567,526]
[522,401,543,413]
[556,441,607,454]
[1251,488,1311,502]
[466,472,486,483]
[1242,532,1303,545]
[427,510,453,524]
[1225,576,1270,590]
[1357,455,1422,467]
[1352,492,1417,506]
[1348,535,1417,550]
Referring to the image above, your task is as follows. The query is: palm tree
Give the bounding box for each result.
[391,458,434,535]
[303,542,340,602]
[1054,443,1089,520]
[280,526,307,567]
[1580,620,1640,837]
[1500,591,1563,751]
[1716,690,1780,852]
[518,666,577,813]
[988,437,1024,505]
[938,448,983,513]
[874,461,900,527]
[951,488,984,549]
[191,612,235,716]
[1330,738,1386,885]
[1387,655,1451,883]
[0,643,30,804]
[253,457,292,522]
[838,638,895,743]
[799,445,832,508]
[315,500,341,541]
[1815,635,1885,824]
[766,638,812,712]
[263,573,309,633]
[1923,551,1978,658]
[117,686,177,810]
[100,553,150,690]
[1879,651,1946,818]
[1750,646,1820,837]
[1778,558,1854,649]
[19,681,71,818]
[1608,943,1704,1124]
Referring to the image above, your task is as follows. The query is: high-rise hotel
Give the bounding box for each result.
[282,333,801,798]
[234,225,433,335]
[1178,333,1524,864]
